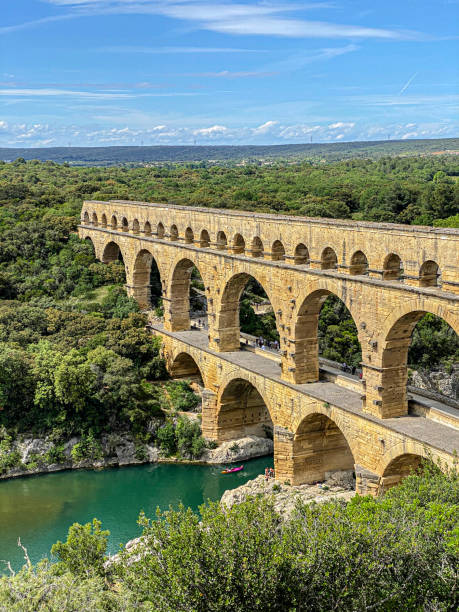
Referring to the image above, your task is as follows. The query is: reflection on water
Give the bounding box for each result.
[0,456,271,571]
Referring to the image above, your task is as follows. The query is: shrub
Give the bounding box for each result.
[71,432,103,462]
[51,518,109,578]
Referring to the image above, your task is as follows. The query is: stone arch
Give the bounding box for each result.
[170,224,179,241]
[292,280,361,384]
[376,302,459,416]
[110,215,118,229]
[132,248,163,309]
[144,221,152,236]
[292,411,356,485]
[251,236,264,258]
[215,376,274,442]
[121,216,129,232]
[185,227,194,244]
[83,210,90,224]
[200,229,210,248]
[321,247,338,270]
[349,250,369,275]
[84,235,96,255]
[102,239,123,264]
[383,252,402,281]
[132,218,140,234]
[91,212,98,226]
[215,271,280,352]
[170,351,205,386]
[167,257,208,332]
[419,260,440,287]
[101,213,107,228]
[378,443,439,491]
[157,222,165,239]
[294,243,309,265]
[271,240,285,261]
[232,233,245,255]
[216,231,227,250]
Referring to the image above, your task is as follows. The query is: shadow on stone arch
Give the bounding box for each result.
[132,249,162,309]
[293,412,355,486]
[169,258,207,332]
[170,352,204,385]
[216,378,273,443]
[293,288,361,383]
[217,272,279,352]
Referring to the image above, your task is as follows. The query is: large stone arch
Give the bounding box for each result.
[101,238,126,265]
[130,247,164,309]
[215,375,274,442]
[369,299,459,417]
[213,270,281,352]
[169,350,206,386]
[292,408,356,486]
[290,278,362,384]
[376,441,447,492]
[165,255,210,333]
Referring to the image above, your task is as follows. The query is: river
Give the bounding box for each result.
[0,456,271,572]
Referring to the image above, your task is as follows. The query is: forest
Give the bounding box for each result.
[1,136,458,165]
[0,155,458,460]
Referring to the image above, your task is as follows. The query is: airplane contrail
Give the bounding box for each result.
[398,72,418,95]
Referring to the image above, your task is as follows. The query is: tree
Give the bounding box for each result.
[51,519,109,578]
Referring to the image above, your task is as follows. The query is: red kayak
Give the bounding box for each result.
[221,465,244,474]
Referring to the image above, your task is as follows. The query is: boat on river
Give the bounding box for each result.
[221,465,244,474]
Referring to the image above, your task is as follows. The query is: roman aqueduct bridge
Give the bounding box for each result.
[79,199,459,493]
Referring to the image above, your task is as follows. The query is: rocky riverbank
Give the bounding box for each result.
[221,472,356,519]
[0,433,273,480]
[105,468,356,568]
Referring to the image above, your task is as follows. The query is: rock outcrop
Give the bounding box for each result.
[410,366,458,401]
[201,435,273,464]
[221,472,355,519]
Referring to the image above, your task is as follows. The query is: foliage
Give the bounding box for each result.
[51,519,109,578]
[70,433,103,463]
[113,464,458,612]
[162,380,200,412]
[0,466,458,610]
[157,415,206,459]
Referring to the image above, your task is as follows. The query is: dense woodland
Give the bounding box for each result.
[1,136,458,164]
[0,155,458,459]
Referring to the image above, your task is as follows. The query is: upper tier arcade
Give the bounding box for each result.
[79,199,459,423]
[81,199,459,293]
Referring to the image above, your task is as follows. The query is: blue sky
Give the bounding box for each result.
[0,0,458,146]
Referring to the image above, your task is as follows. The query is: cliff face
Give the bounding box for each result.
[410,365,458,401]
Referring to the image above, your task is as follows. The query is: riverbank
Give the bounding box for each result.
[221,471,355,518]
[0,433,273,481]
[105,469,356,567]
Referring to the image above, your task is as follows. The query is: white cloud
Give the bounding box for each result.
[2,1,418,41]
[252,120,278,134]
[193,125,228,136]
[0,119,457,147]
[0,88,205,100]
[328,121,355,129]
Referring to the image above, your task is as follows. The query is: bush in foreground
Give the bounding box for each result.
[0,463,458,611]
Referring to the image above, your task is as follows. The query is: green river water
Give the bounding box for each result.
[0,456,271,572]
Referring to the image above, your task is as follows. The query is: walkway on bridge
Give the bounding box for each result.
[151,323,459,458]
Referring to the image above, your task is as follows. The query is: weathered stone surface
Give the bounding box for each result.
[79,199,459,495]
[220,474,355,519]
[410,366,458,401]
[18,438,53,464]
[201,435,273,464]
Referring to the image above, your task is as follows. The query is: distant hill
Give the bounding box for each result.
[0,138,458,166]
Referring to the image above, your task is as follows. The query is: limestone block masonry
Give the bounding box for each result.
[79,200,459,493]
